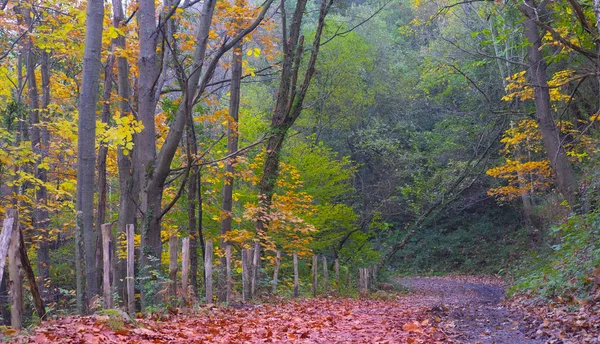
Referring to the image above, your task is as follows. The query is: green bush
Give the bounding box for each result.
[392,207,530,275]
[509,212,600,302]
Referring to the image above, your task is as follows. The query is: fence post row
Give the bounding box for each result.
[0,210,372,320]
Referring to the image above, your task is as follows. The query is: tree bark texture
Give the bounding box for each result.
[9,216,22,329]
[76,0,105,303]
[0,211,15,286]
[219,42,242,302]
[113,0,137,302]
[520,1,578,208]
[256,0,333,233]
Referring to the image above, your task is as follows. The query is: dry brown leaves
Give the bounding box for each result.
[508,294,600,344]
[7,298,452,343]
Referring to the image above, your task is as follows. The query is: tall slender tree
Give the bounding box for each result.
[519,0,578,208]
[75,0,105,309]
[219,42,243,302]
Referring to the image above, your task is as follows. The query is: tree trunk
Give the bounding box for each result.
[186,125,199,293]
[593,0,600,111]
[197,170,205,288]
[137,0,217,307]
[520,1,578,208]
[76,0,105,306]
[255,0,332,234]
[219,42,242,302]
[112,0,137,303]
[24,43,51,295]
[18,227,47,320]
[136,0,162,306]
[38,51,51,293]
[75,212,87,314]
[95,52,115,296]
[0,211,15,285]
[135,0,272,308]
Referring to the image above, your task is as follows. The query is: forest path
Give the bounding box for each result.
[396,275,545,344]
[6,276,548,343]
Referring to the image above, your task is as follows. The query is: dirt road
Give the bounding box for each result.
[397,276,545,344]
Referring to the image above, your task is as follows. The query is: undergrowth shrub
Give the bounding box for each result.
[509,212,600,302]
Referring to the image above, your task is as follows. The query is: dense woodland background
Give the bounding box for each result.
[0,0,600,329]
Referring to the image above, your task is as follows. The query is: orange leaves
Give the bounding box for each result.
[502,70,574,103]
[487,119,594,201]
[10,299,450,343]
[486,159,553,201]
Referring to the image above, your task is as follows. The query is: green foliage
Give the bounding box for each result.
[393,206,529,274]
[510,212,600,301]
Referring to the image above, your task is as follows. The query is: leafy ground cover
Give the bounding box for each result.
[6,298,448,343]
[7,274,598,343]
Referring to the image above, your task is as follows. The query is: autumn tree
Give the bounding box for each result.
[255,0,333,234]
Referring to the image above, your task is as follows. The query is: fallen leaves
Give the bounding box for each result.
[509,294,600,343]
[7,298,451,343]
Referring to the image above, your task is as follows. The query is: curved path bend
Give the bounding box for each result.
[397,276,545,344]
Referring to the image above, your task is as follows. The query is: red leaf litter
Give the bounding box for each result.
[7,298,451,343]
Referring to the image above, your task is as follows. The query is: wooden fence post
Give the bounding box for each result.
[101,223,113,309]
[225,244,232,303]
[312,255,318,297]
[204,240,213,302]
[335,259,339,285]
[323,256,328,294]
[272,250,280,293]
[293,252,299,297]
[251,241,260,298]
[8,211,22,329]
[182,237,190,304]
[0,209,16,286]
[168,236,178,299]
[358,268,367,294]
[126,224,135,315]
[242,248,250,302]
